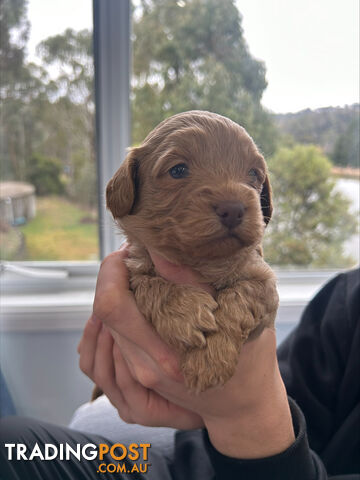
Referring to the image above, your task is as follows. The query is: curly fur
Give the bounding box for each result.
[103,110,278,393]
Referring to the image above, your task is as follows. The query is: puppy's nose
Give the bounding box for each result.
[215,202,245,229]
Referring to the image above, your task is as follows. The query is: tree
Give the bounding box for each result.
[132,0,277,154]
[274,104,360,162]
[264,145,358,267]
[33,29,97,206]
[1,0,31,180]
[26,153,64,196]
[36,28,94,106]
[331,117,360,168]
[0,0,29,100]
[0,0,52,181]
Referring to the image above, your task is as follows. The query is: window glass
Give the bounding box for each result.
[0,0,98,261]
[131,0,359,269]
[1,0,358,268]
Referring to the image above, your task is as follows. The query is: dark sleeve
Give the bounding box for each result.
[202,269,359,479]
[203,397,328,480]
[277,268,360,473]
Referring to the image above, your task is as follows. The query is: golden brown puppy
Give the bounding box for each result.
[100,110,278,394]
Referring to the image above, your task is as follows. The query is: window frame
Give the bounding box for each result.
[93,0,131,258]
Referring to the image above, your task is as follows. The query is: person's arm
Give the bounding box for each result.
[202,397,328,480]
[277,269,360,474]
[78,247,329,479]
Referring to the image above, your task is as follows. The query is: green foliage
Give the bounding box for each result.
[69,150,98,208]
[0,0,50,182]
[36,28,94,105]
[274,105,360,164]
[132,0,277,155]
[264,145,358,267]
[0,0,29,98]
[34,30,97,202]
[26,153,65,196]
[331,117,360,168]
[0,16,96,204]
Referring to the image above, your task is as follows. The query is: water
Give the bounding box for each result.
[336,178,360,263]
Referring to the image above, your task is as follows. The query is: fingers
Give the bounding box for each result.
[79,247,205,429]
[78,315,102,374]
[92,248,131,321]
[111,339,204,429]
[92,324,116,393]
[112,340,155,425]
[78,317,134,422]
[109,323,182,382]
[78,317,203,429]
[93,251,181,379]
[149,249,215,296]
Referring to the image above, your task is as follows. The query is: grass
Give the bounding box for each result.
[0,229,24,260]
[18,196,99,260]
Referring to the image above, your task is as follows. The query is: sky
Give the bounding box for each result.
[27,0,359,113]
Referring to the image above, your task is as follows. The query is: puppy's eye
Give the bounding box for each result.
[169,163,189,179]
[248,168,258,181]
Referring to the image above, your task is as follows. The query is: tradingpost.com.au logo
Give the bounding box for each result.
[4,442,152,475]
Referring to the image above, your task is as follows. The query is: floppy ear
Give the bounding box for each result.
[106,149,138,218]
[261,174,273,226]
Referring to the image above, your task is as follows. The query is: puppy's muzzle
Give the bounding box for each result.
[215,201,245,229]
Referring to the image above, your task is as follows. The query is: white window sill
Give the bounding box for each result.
[0,263,343,332]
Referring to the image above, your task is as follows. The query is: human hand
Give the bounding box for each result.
[78,245,203,429]
[78,245,294,458]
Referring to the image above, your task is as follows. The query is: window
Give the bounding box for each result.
[1,0,358,267]
[129,0,359,270]
[1,0,100,262]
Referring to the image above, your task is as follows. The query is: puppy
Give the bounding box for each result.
[96,110,278,395]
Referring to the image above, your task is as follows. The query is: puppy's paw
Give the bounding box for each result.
[181,332,239,392]
[215,278,279,346]
[153,288,219,351]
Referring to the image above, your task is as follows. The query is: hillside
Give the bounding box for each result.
[274,104,359,167]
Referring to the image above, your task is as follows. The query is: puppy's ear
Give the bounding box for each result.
[261,174,273,226]
[106,149,138,218]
